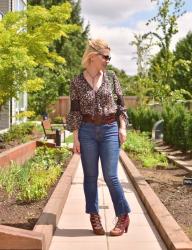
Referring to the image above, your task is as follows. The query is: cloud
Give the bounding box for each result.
[171,12,192,50]
[88,21,156,75]
[89,24,136,74]
[81,0,155,26]
[81,0,192,75]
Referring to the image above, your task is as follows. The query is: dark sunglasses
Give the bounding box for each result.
[99,54,111,61]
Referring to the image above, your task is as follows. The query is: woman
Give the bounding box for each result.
[67,39,131,236]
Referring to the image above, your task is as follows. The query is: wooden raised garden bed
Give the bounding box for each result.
[0,140,80,250]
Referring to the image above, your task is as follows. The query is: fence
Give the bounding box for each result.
[48,96,138,120]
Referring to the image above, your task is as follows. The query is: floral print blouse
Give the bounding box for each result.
[66,70,128,131]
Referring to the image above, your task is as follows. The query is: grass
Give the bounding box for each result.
[65,133,73,143]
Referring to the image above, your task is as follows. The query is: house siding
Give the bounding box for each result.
[0,103,10,130]
[0,0,11,14]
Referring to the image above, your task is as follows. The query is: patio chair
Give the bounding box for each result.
[41,119,56,140]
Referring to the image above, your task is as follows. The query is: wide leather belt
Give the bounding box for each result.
[82,114,116,125]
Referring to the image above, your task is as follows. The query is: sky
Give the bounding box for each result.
[80,0,192,75]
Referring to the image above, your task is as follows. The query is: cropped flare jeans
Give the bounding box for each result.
[79,121,131,216]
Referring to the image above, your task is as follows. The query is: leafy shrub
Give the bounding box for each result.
[127,106,161,132]
[186,115,192,150]
[162,104,191,151]
[53,116,63,124]
[2,122,35,144]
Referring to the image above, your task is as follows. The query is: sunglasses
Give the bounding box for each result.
[99,53,111,61]
[89,45,111,61]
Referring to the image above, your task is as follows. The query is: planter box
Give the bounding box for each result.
[0,141,37,168]
[0,140,80,250]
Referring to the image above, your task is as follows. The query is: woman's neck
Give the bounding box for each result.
[85,66,102,78]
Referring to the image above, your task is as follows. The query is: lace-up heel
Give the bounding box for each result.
[110,214,130,236]
[90,213,105,235]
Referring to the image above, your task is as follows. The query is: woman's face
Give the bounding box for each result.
[91,48,111,71]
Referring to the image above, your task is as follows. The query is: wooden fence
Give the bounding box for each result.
[48,96,138,120]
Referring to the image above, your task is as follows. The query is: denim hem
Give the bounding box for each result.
[114,199,131,217]
[86,210,99,214]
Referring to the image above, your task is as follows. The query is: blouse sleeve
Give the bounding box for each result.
[66,79,82,132]
[111,71,129,125]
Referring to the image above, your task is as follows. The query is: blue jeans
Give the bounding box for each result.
[79,121,131,216]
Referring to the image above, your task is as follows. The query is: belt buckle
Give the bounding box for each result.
[93,116,102,125]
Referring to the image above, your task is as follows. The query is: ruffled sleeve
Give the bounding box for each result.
[111,71,128,125]
[66,79,82,132]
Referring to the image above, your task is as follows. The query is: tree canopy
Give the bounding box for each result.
[171,32,192,93]
[27,0,89,115]
[0,3,78,107]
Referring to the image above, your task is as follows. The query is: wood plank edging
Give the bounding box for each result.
[0,225,44,250]
[0,141,80,250]
[33,153,80,250]
[120,149,192,250]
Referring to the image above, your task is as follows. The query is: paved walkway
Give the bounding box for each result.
[49,160,167,250]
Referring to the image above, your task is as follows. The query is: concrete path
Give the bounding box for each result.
[49,160,167,250]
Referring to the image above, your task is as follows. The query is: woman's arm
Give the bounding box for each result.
[110,71,128,144]
[118,115,127,144]
[66,78,82,153]
[73,130,80,154]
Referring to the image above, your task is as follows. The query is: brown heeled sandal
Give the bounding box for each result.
[110,214,130,236]
[90,213,105,235]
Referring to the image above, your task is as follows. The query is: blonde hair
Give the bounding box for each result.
[81,39,110,69]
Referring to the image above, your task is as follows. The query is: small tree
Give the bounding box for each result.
[0,3,78,107]
[145,0,185,85]
[130,33,154,77]
[28,0,89,115]
[172,32,192,93]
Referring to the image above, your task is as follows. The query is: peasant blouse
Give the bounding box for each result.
[66,70,128,132]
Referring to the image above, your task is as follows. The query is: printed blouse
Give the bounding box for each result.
[66,70,128,131]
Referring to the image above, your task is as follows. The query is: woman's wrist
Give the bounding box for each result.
[73,130,79,141]
[119,116,126,130]
[119,127,126,131]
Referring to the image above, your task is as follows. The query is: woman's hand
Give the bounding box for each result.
[73,130,80,154]
[73,138,81,154]
[119,127,127,145]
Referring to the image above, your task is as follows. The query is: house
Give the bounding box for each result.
[0,0,27,132]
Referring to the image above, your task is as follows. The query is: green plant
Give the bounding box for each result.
[124,131,152,155]
[139,152,167,168]
[162,103,192,151]
[2,122,36,144]
[65,134,73,144]
[2,122,35,144]
[53,116,63,124]
[127,106,161,132]
[15,111,36,120]
[0,146,72,202]
[123,131,168,168]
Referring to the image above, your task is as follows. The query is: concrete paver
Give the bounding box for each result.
[49,160,167,250]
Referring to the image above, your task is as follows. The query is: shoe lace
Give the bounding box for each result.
[113,215,127,229]
[90,214,103,229]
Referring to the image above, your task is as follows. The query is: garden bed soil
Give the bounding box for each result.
[129,155,192,240]
[0,157,71,231]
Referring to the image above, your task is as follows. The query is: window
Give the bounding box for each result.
[14,0,26,11]
[0,11,4,20]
